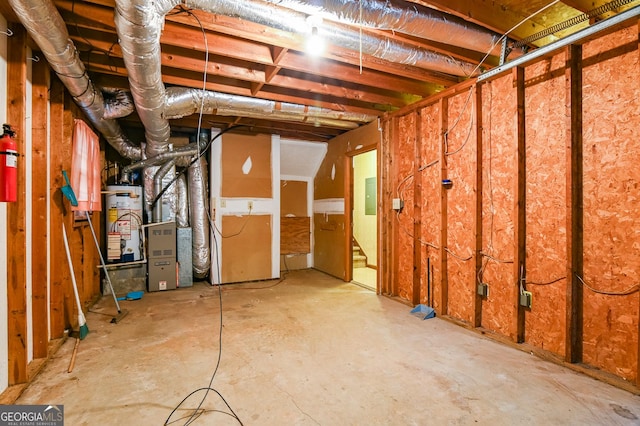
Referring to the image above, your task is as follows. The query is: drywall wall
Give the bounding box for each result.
[353,150,377,267]
[381,24,640,387]
[314,121,381,280]
[211,132,280,283]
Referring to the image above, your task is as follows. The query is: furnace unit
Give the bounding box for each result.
[147,221,177,292]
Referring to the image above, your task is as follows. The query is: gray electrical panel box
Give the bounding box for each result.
[147,222,177,292]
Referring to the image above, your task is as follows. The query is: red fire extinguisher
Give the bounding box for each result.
[0,124,18,202]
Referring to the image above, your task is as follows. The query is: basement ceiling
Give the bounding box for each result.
[3,0,639,144]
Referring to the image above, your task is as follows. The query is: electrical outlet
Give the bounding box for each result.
[220,199,226,208]
[477,282,489,298]
[392,198,404,211]
[520,291,532,308]
[248,201,253,210]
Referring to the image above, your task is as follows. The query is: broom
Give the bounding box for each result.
[62,222,89,340]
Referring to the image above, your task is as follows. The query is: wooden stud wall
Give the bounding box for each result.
[380,24,640,388]
[581,26,639,383]
[3,32,103,393]
[524,53,568,357]
[6,24,28,385]
[30,56,49,360]
[419,103,441,310]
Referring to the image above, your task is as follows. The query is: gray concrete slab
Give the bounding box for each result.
[16,269,640,425]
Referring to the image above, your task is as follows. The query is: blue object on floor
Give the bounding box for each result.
[116,291,144,301]
[410,304,436,320]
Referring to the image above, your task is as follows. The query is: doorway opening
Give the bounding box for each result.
[349,149,377,291]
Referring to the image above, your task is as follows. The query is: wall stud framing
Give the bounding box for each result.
[514,67,526,343]
[412,110,423,305]
[439,98,449,315]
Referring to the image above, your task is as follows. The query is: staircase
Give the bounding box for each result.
[353,239,367,269]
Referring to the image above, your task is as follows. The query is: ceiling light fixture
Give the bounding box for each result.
[305,16,325,56]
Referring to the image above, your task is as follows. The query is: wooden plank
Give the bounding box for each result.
[473,84,484,328]
[412,110,423,305]
[439,97,449,315]
[390,117,400,297]
[6,25,28,385]
[280,217,310,255]
[48,79,67,339]
[565,45,583,364]
[31,56,50,360]
[514,67,526,344]
[379,116,392,296]
[344,155,353,283]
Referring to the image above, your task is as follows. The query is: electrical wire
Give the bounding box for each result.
[164,7,242,425]
[575,274,639,296]
[526,276,566,286]
[211,205,253,238]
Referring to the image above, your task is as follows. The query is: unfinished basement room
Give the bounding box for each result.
[1,0,640,424]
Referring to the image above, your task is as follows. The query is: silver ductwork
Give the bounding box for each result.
[188,157,211,279]
[176,174,190,228]
[153,160,176,222]
[102,88,135,119]
[261,0,511,57]
[186,0,479,76]
[164,87,374,129]
[114,0,177,158]
[8,0,142,160]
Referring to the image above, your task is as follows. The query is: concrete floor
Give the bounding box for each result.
[16,269,640,425]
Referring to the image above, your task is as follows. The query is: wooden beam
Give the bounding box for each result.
[31,56,50,360]
[514,67,526,344]
[379,116,392,296]
[271,46,288,64]
[48,78,67,339]
[473,83,483,328]
[565,44,583,364]
[439,97,449,315]
[6,24,28,385]
[412,110,423,305]
[344,156,353,283]
[390,117,400,296]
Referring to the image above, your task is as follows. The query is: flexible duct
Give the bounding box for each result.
[176,174,190,228]
[114,0,176,158]
[153,160,176,222]
[102,88,135,119]
[8,0,141,160]
[185,0,479,76]
[188,157,211,278]
[262,0,511,57]
[164,87,374,129]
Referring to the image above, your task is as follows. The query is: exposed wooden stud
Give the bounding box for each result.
[637,20,640,389]
[514,67,526,344]
[473,83,484,328]
[48,79,67,340]
[344,155,353,283]
[390,117,400,296]
[31,56,50,360]
[250,81,264,96]
[271,46,288,64]
[412,109,423,305]
[264,65,282,83]
[6,25,28,385]
[439,97,449,315]
[379,116,392,296]
[565,44,584,364]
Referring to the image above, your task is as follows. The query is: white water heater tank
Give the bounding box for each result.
[105,185,144,262]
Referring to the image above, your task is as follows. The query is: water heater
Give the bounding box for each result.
[105,185,144,262]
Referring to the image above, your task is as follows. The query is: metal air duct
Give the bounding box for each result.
[186,0,479,76]
[8,0,141,160]
[164,87,375,129]
[262,0,511,57]
[188,157,211,278]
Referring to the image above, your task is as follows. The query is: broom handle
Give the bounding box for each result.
[85,212,121,312]
[62,223,84,318]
